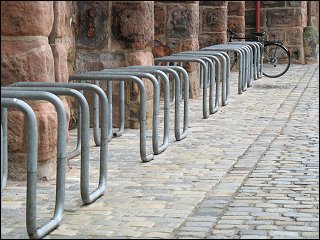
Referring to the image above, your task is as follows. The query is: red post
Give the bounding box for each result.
[256,1,261,32]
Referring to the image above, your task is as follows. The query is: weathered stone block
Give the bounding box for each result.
[112,1,154,50]
[228,17,245,35]
[167,4,199,38]
[202,8,227,32]
[228,1,245,16]
[262,1,285,8]
[266,9,303,28]
[53,43,69,83]
[286,28,303,45]
[199,33,227,49]
[54,1,66,38]
[76,1,109,49]
[1,39,54,86]
[1,1,53,37]
[199,1,227,7]
[154,5,166,37]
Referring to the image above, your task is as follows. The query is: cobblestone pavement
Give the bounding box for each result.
[1,62,319,239]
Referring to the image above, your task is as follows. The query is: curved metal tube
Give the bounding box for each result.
[1,107,8,191]
[178,51,230,106]
[173,53,221,114]
[1,90,67,239]
[89,70,169,156]
[69,73,154,162]
[5,86,108,205]
[101,69,170,154]
[201,45,248,94]
[10,82,110,161]
[155,56,213,119]
[127,65,189,141]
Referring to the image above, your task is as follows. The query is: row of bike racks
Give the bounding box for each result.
[1,41,263,239]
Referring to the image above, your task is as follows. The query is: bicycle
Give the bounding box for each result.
[227,29,291,78]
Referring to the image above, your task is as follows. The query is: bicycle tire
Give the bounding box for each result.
[262,42,290,78]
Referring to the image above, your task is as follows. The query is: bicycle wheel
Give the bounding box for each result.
[263,42,290,78]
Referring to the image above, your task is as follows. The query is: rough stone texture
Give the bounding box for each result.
[266,9,303,28]
[76,1,109,49]
[1,1,53,37]
[154,5,166,38]
[202,8,227,32]
[286,28,303,45]
[261,1,285,8]
[166,4,199,38]
[1,39,55,86]
[199,33,226,49]
[75,51,126,73]
[112,1,154,50]
[228,1,245,38]
[53,42,69,83]
[199,1,227,7]
[228,1,245,16]
[54,1,66,38]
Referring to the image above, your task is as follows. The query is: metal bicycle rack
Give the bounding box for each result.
[69,73,154,162]
[201,44,252,94]
[227,41,263,80]
[85,70,170,156]
[1,107,8,191]
[126,65,189,141]
[155,55,218,118]
[173,51,230,106]
[1,90,67,239]
[6,84,109,205]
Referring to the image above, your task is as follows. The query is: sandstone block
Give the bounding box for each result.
[154,5,166,38]
[202,8,227,32]
[1,1,53,37]
[76,1,109,49]
[228,1,245,16]
[53,43,69,83]
[112,1,154,50]
[167,4,199,38]
[266,9,303,28]
[200,1,227,7]
[1,39,54,86]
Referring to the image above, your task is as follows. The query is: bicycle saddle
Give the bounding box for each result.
[251,31,266,37]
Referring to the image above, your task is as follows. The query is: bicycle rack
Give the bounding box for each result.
[87,70,169,156]
[126,65,189,141]
[1,90,67,239]
[228,41,263,79]
[6,84,109,205]
[155,55,218,118]
[9,82,110,159]
[201,44,251,94]
[69,73,154,162]
[173,51,230,106]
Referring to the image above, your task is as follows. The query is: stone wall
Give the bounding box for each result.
[1,1,70,180]
[153,1,200,98]
[199,1,228,48]
[245,1,319,64]
[74,1,154,129]
[228,1,246,37]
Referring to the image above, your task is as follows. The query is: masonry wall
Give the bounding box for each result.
[245,1,319,64]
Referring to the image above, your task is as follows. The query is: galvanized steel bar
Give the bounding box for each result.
[155,56,217,118]
[127,65,189,141]
[201,45,249,94]
[1,107,8,191]
[1,90,67,239]
[69,73,154,162]
[6,85,108,205]
[100,69,171,152]
[86,70,169,156]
